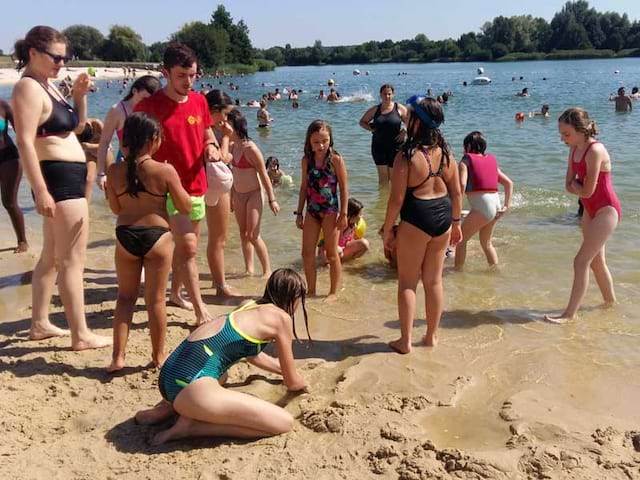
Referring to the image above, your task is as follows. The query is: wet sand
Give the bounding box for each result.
[1,212,639,480]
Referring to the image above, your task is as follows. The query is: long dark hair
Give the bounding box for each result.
[257,268,310,341]
[121,112,162,196]
[403,97,450,167]
[123,75,161,101]
[205,89,233,112]
[13,26,67,70]
[227,108,249,141]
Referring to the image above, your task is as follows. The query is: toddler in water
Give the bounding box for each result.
[296,120,349,299]
[265,156,293,187]
[318,198,369,264]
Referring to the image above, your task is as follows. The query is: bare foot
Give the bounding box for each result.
[29,323,70,340]
[422,333,438,347]
[151,416,193,445]
[153,352,168,369]
[72,333,112,351]
[169,293,194,311]
[241,270,254,278]
[107,356,125,373]
[388,338,411,354]
[324,293,338,303]
[14,242,29,254]
[543,313,572,324]
[215,284,239,297]
[601,300,616,309]
[135,401,174,426]
[260,270,272,280]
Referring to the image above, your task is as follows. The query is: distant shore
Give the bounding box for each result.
[0,66,161,87]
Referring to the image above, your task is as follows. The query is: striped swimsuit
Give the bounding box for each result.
[159,301,269,403]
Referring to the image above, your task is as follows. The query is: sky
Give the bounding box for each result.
[2,0,640,54]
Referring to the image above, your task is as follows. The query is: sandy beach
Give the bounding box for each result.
[0,66,160,87]
[1,212,639,479]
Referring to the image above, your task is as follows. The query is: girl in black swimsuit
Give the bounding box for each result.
[105,112,191,372]
[382,97,463,354]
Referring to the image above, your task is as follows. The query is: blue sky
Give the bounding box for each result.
[2,0,640,54]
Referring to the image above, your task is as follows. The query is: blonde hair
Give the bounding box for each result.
[558,107,598,137]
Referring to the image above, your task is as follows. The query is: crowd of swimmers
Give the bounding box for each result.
[0,25,626,445]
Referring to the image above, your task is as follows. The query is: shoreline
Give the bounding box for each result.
[0,66,161,87]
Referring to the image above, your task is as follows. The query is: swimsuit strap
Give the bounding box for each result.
[26,75,73,108]
[227,300,269,345]
[120,101,130,118]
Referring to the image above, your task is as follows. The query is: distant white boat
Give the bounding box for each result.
[472,76,491,85]
[477,67,485,75]
[353,69,361,76]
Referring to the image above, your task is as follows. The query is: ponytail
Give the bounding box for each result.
[120,112,162,196]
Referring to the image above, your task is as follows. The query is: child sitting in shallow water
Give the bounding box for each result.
[318,198,369,264]
[266,156,293,187]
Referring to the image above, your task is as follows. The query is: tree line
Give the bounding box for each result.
[257,1,640,65]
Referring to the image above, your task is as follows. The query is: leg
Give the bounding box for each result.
[545,208,618,323]
[589,246,616,305]
[321,214,341,298]
[301,215,322,296]
[0,158,28,251]
[30,215,68,339]
[340,238,370,262]
[421,229,451,347]
[376,165,390,186]
[245,190,271,277]
[154,378,293,444]
[169,214,211,325]
[142,232,173,368]
[53,199,111,350]
[478,218,499,266]
[233,190,255,275]
[206,194,237,296]
[108,241,143,372]
[454,209,490,271]
[389,222,428,354]
[135,400,175,425]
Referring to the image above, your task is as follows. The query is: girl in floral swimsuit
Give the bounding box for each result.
[295,120,349,299]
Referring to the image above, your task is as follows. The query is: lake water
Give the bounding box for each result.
[1,59,638,448]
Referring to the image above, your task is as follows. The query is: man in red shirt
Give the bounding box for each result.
[136,43,217,325]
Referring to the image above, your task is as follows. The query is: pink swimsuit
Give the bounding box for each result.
[572,141,621,220]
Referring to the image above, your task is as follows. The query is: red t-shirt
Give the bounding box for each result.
[135,90,212,196]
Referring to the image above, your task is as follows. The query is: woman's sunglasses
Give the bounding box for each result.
[38,48,72,64]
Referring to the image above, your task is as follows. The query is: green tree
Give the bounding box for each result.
[99,25,147,61]
[148,41,167,63]
[209,4,252,64]
[171,22,229,68]
[263,47,284,65]
[63,25,104,60]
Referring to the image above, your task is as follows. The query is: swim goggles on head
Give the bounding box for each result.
[406,95,442,129]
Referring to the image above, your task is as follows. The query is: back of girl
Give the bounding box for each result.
[105,112,191,372]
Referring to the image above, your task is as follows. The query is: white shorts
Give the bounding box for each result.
[205,161,233,207]
[467,192,501,221]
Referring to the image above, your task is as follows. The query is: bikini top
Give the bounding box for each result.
[26,76,79,137]
[232,150,253,169]
[116,159,167,197]
[407,145,445,192]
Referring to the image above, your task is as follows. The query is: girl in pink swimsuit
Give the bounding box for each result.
[545,108,621,324]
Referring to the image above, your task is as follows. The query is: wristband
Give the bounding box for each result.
[452,217,461,222]
[294,211,303,216]
[97,172,106,177]
[269,199,277,204]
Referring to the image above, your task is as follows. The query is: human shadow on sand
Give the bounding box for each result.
[383,308,543,331]
[87,238,116,249]
[0,269,33,289]
[286,335,391,362]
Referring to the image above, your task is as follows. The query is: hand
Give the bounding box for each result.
[203,143,217,162]
[35,190,56,218]
[269,200,280,215]
[219,120,233,137]
[96,174,107,191]
[495,206,508,219]
[295,214,304,230]
[450,222,462,246]
[72,73,92,100]
[394,129,407,143]
[383,226,395,251]
[337,213,348,231]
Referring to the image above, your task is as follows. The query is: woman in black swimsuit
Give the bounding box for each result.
[382,97,462,354]
[0,98,28,252]
[105,113,191,372]
[12,26,111,350]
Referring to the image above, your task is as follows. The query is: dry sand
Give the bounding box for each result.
[1,222,639,480]
[0,66,159,87]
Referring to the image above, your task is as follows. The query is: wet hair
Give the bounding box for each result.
[558,107,598,138]
[266,156,279,169]
[205,89,232,112]
[13,26,67,70]
[617,87,625,95]
[304,120,335,168]
[227,108,249,141]
[632,86,639,94]
[121,112,162,197]
[463,131,487,154]
[403,97,450,167]
[256,268,310,341]
[379,83,394,94]
[123,75,161,101]
[347,198,364,218]
[163,42,197,70]
[259,99,267,108]
[541,104,550,113]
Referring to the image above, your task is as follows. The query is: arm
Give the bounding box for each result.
[165,164,192,214]
[12,80,56,217]
[105,165,122,214]
[383,151,408,249]
[358,105,376,132]
[247,144,279,215]
[497,168,513,208]
[458,157,469,193]
[96,106,119,185]
[203,127,218,162]
[295,156,309,229]
[334,154,349,231]
[564,152,578,195]
[398,104,410,125]
[571,145,605,199]
[273,314,306,391]
[443,155,463,245]
[246,352,282,375]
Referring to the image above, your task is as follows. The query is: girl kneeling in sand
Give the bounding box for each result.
[105,112,191,371]
[135,269,309,444]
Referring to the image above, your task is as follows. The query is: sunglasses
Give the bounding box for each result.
[38,48,72,64]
